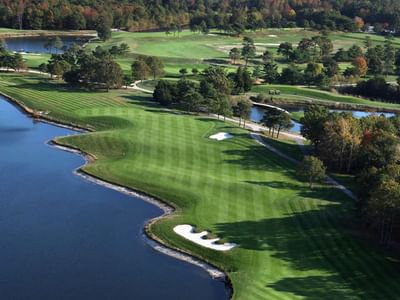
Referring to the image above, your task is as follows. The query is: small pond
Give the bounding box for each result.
[4,36,90,54]
[251,105,397,134]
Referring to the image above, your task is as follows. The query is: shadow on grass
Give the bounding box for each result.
[12,81,110,94]
[215,205,400,299]
[245,180,344,203]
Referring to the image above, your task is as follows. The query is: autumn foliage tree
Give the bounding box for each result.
[352,56,368,77]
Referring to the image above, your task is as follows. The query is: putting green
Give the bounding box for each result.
[1,73,400,299]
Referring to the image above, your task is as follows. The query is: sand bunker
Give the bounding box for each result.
[174,225,236,251]
[209,132,233,141]
[268,34,278,37]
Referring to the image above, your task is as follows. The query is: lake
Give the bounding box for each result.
[251,105,397,134]
[4,36,90,54]
[0,97,227,300]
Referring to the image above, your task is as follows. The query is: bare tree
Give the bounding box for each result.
[17,0,27,30]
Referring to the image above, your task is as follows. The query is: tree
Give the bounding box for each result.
[146,56,164,80]
[352,56,368,77]
[95,58,123,91]
[368,169,400,247]
[354,16,365,31]
[179,68,188,77]
[182,89,203,112]
[123,74,132,89]
[241,36,256,66]
[275,111,293,138]
[277,42,293,61]
[323,57,339,77]
[131,60,150,81]
[229,47,241,64]
[119,43,130,56]
[12,53,26,71]
[297,156,326,189]
[263,61,279,84]
[348,45,363,60]
[191,68,199,76]
[203,66,231,95]
[364,36,373,49]
[304,63,323,86]
[65,11,86,30]
[17,0,27,30]
[154,80,174,106]
[300,105,330,151]
[279,65,304,85]
[38,63,47,74]
[232,66,253,94]
[96,16,112,41]
[212,93,232,120]
[235,98,252,127]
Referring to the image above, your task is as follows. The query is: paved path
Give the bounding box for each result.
[128,80,153,94]
[250,132,357,200]
[216,114,307,141]
[0,68,50,76]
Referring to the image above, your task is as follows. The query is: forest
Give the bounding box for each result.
[2,0,400,33]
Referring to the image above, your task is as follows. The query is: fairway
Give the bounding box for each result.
[1,73,400,299]
[252,84,400,111]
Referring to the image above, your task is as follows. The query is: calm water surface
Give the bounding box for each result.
[251,106,397,134]
[0,98,227,300]
[4,36,89,53]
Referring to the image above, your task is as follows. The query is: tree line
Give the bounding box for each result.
[153,65,252,125]
[232,34,400,104]
[3,0,400,35]
[301,105,400,247]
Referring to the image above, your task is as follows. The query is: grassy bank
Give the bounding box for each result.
[252,84,400,111]
[0,28,96,38]
[1,73,400,299]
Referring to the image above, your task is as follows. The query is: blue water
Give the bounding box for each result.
[0,98,227,300]
[251,106,397,134]
[251,106,302,133]
[4,36,88,54]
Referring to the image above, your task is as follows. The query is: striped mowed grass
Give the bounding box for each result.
[1,73,400,299]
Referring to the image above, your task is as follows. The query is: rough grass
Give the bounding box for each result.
[1,73,400,299]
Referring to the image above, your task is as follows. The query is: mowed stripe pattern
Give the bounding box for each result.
[1,73,400,300]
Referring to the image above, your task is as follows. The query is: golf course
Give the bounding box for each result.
[1,71,400,299]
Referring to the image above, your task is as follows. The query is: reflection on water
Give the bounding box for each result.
[251,105,397,134]
[4,36,89,54]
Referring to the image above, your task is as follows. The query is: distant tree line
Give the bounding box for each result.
[3,1,400,34]
[232,34,400,98]
[301,105,400,247]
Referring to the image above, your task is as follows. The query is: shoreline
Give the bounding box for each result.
[250,95,400,114]
[0,30,97,39]
[0,92,233,297]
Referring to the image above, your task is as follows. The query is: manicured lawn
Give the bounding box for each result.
[1,73,400,299]
[253,84,400,110]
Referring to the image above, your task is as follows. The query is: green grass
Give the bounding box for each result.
[253,84,400,110]
[1,73,400,299]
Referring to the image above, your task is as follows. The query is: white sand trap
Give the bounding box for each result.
[174,225,236,251]
[268,34,278,37]
[209,132,233,141]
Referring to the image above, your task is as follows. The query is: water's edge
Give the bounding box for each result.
[0,92,233,298]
